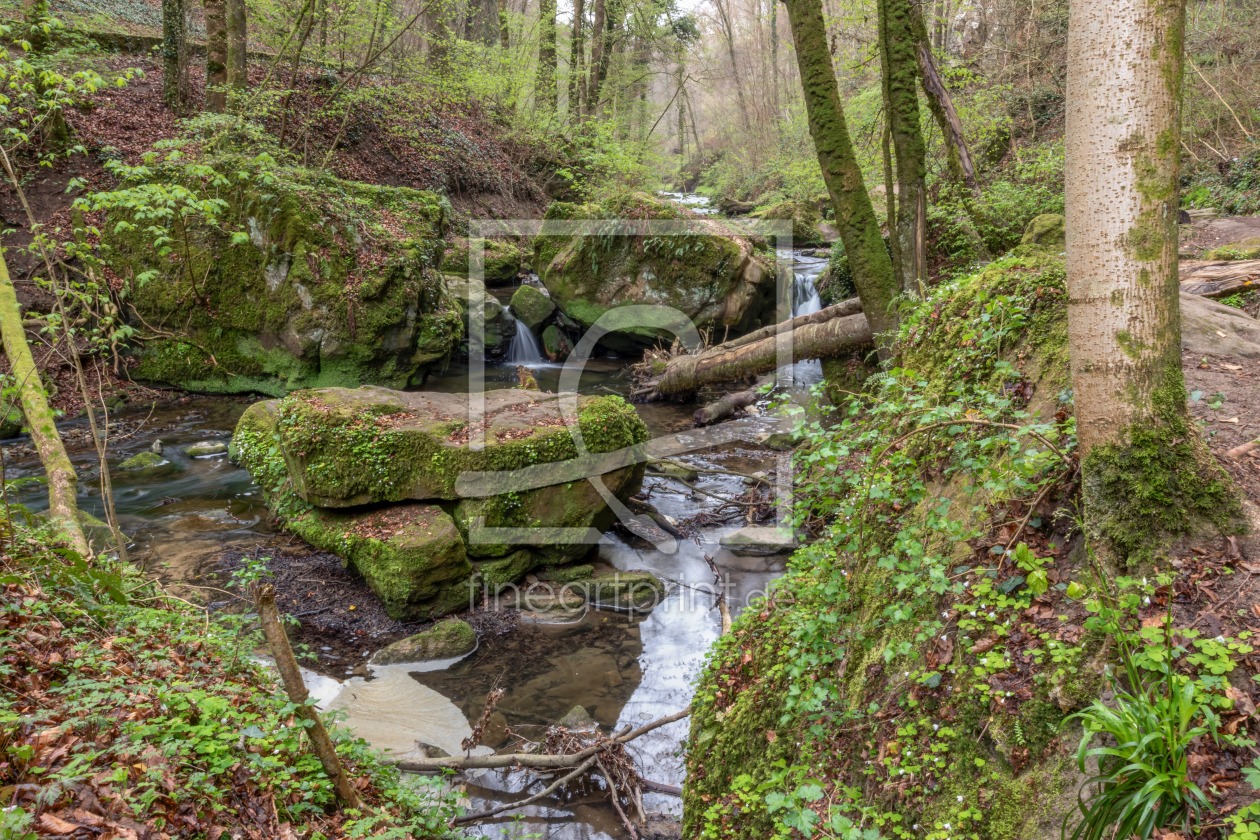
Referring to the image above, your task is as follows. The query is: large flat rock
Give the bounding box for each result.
[233,385,649,507]
[1180,291,1260,359]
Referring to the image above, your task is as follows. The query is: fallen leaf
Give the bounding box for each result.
[1216,330,1228,337]
[1226,685,1257,717]
[765,730,777,743]
[1219,416,1240,424]
[973,637,998,654]
[929,635,954,668]
[39,814,80,835]
[1252,603,1260,619]
[70,810,105,828]
[1221,363,1242,370]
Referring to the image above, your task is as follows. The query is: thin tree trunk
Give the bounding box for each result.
[256,585,363,808]
[162,0,187,111]
[225,0,247,100]
[0,257,88,557]
[583,0,606,115]
[879,0,928,296]
[203,0,227,111]
[713,0,750,133]
[1066,0,1239,558]
[782,0,898,352]
[538,0,557,113]
[497,0,510,48]
[568,0,583,117]
[910,5,980,196]
[770,0,780,130]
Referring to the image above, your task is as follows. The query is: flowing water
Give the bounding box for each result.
[3,241,829,837]
[503,310,549,365]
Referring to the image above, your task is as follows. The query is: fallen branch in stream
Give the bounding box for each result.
[391,706,692,773]
[451,756,599,824]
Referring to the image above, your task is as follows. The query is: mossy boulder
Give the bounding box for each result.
[567,570,665,611]
[285,502,471,621]
[233,385,649,507]
[118,451,166,470]
[1020,213,1066,250]
[541,324,571,360]
[447,274,509,355]
[185,441,228,457]
[533,192,779,351]
[441,237,523,285]
[754,199,822,244]
[373,619,476,664]
[509,285,555,330]
[93,158,462,396]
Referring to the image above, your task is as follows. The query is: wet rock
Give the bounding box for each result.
[534,193,778,352]
[754,199,824,244]
[442,237,523,285]
[558,704,597,731]
[185,441,228,457]
[536,564,594,583]
[150,440,164,455]
[286,503,471,621]
[0,400,21,440]
[373,618,477,664]
[719,526,799,556]
[642,814,683,840]
[764,429,804,451]
[647,459,698,481]
[473,550,536,590]
[541,324,571,360]
[1020,214,1066,250]
[119,451,165,470]
[509,284,555,330]
[569,570,666,612]
[414,742,451,758]
[105,166,457,396]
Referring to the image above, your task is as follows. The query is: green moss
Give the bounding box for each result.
[118,451,165,470]
[1084,357,1243,564]
[373,619,477,664]
[99,157,461,396]
[754,200,822,244]
[1019,214,1066,249]
[509,284,556,330]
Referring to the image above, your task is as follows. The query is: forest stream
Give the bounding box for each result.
[0,207,834,838]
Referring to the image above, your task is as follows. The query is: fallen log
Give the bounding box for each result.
[391,705,691,773]
[642,311,872,399]
[710,296,862,355]
[693,387,758,425]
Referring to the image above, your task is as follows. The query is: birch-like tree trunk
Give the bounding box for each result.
[203,0,227,111]
[1066,0,1240,559]
[782,0,898,350]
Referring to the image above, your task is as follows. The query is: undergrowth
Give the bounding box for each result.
[0,516,460,838]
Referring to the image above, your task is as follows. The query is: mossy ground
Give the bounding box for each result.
[686,247,1103,840]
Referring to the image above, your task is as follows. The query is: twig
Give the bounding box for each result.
[451,755,598,824]
[597,756,639,839]
[1188,57,1253,140]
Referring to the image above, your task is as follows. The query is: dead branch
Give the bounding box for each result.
[451,755,599,824]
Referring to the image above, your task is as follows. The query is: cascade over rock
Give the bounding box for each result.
[532,192,780,352]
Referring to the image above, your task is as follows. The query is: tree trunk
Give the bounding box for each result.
[537,0,557,113]
[225,0,247,99]
[568,0,583,117]
[161,0,187,111]
[203,0,227,111]
[1066,0,1240,560]
[651,312,872,397]
[713,0,751,133]
[583,0,607,115]
[770,0,780,129]
[910,5,980,197]
[0,257,88,557]
[879,0,928,297]
[782,0,898,352]
[256,585,362,808]
[497,0,509,48]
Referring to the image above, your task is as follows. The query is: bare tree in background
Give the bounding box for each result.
[204,0,228,111]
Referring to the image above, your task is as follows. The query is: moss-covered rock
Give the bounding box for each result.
[754,199,823,244]
[509,285,555,330]
[185,441,228,457]
[567,570,665,611]
[441,238,523,285]
[373,618,476,664]
[1020,213,1066,249]
[93,158,462,396]
[533,192,779,351]
[541,324,571,360]
[118,451,166,470]
[0,399,22,439]
[284,502,471,621]
[234,385,649,508]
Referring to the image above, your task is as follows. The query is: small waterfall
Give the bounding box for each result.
[504,311,547,364]
[791,270,823,317]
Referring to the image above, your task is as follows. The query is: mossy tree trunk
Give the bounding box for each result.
[497,0,509,48]
[583,0,607,115]
[568,0,584,118]
[1066,0,1240,562]
[225,0,247,100]
[910,3,980,197]
[203,0,227,112]
[537,0,557,114]
[0,256,89,557]
[782,0,898,351]
[161,0,187,111]
[878,0,928,297]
